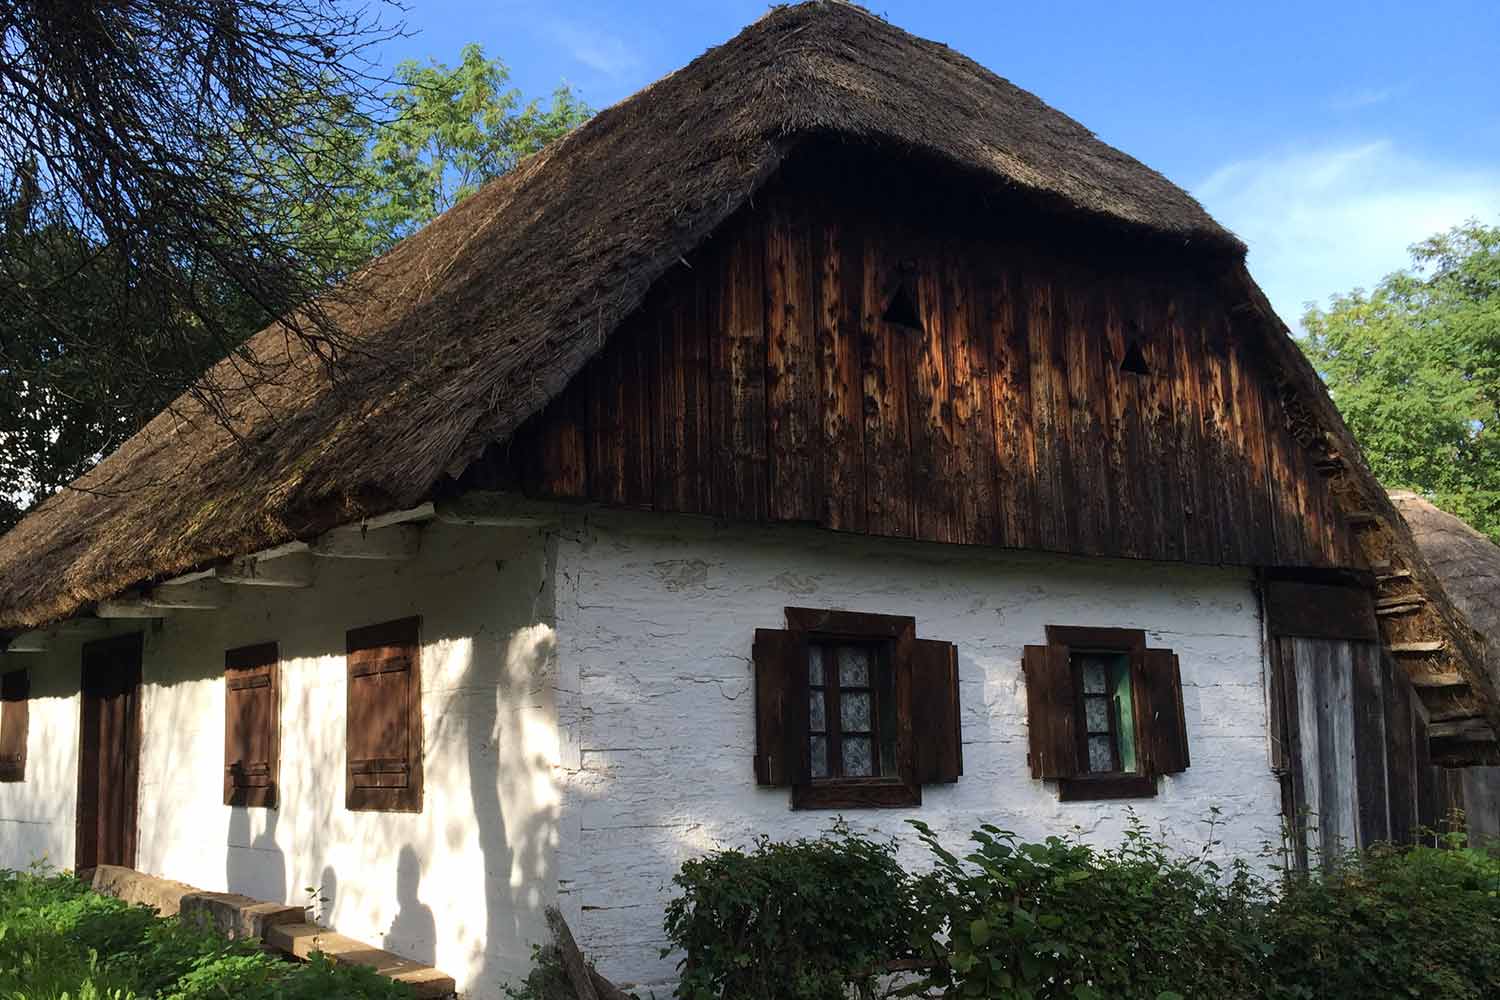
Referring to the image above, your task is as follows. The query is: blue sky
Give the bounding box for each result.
[374,0,1500,327]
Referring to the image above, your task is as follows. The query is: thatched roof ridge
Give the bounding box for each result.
[0,1,1241,629]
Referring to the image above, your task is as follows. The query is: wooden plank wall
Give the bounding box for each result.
[1276,636,1455,860]
[490,177,1356,570]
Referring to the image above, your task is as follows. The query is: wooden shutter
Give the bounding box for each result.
[1023,644,1079,779]
[1139,647,1189,774]
[224,643,279,807]
[0,668,29,782]
[347,617,423,812]
[753,628,809,787]
[912,639,961,783]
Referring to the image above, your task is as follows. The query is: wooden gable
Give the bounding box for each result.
[470,148,1360,571]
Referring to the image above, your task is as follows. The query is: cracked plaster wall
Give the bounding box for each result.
[551,509,1283,990]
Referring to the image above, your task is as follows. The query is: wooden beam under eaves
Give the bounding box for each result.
[4,631,49,653]
[311,523,421,561]
[218,551,315,588]
[96,597,166,620]
[1429,717,1494,741]
[143,579,232,610]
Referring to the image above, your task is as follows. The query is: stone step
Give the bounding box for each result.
[266,923,456,999]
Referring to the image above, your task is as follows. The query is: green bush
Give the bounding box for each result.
[661,823,918,1000]
[0,866,413,999]
[657,819,1500,1000]
[909,815,1268,999]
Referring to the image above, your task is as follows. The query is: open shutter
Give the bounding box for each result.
[0,669,29,782]
[753,628,808,786]
[347,617,423,812]
[1023,644,1079,779]
[1139,647,1189,774]
[224,643,278,806]
[912,639,961,783]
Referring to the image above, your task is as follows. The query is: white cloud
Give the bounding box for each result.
[546,19,643,79]
[1194,141,1500,327]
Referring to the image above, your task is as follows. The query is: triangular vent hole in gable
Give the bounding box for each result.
[1120,340,1152,376]
[882,283,923,331]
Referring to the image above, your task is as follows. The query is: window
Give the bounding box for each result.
[346,617,423,813]
[754,608,960,809]
[0,668,29,782]
[224,643,279,807]
[1023,626,1189,801]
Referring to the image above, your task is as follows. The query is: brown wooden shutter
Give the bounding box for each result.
[1139,647,1190,774]
[753,628,809,786]
[912,639,961,783]
[0,668,29,782]
[224,643,279,807]
[347,617,423,812]
[1023,644,1079,779]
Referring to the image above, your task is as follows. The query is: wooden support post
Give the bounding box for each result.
[545,906,600,1000]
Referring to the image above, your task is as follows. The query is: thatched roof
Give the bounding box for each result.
[1390,492,1500,677]
[0,1,1242,630]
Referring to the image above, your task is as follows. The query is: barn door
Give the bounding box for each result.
[77,634,143,870]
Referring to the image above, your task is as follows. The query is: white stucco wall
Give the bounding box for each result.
[550,510,1283,990]
[2,503,1284,997]
[0,523,562,999]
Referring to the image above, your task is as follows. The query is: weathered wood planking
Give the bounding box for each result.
[482,182,1358,570]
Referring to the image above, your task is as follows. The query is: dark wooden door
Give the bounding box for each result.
[77,634,143,870]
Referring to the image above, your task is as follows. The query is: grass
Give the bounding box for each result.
[0,865,413,999]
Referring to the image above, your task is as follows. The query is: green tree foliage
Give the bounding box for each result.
[0,43,590,531]
[1301,221,1500,541]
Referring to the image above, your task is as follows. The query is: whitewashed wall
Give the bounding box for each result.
[551,510,1283,991]
[0,523,562,1000]
[1,503,1284,998]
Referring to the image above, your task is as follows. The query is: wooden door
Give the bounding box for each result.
[77,634,143,870]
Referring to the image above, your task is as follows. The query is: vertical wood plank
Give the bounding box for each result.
[1168,292,1213,562]
[814,215,865,532]
[860,236,914,537]
[1350,640,1390,847]
[1027,271,1067,552]
[586,348,625,507]
[1064,266,1108,556]
[1316,639,1358,861]
[1099,278,1142,559]
[1228,318,1277,565]
[652,269,711,513]
[910,243,960,544]
[765,201,819,523]
[986,254,1036,550]
[1385,656,1416,845]
[1292,637,1324,866]
[1272,637,1310,870]
[944,243,996,545]
[711,218,769,522]
[616,314,656,508]
[1133,280,1180,561]
[1196,297,1240,563]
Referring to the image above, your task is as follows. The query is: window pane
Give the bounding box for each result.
[809,690,826,733]
[1088,734,1115,773]
[843,736,873,777]
[1112,661,1138,773]
[1081,658,1108,694]
[841,691,872,732]
[810,735,829,778]
[809,645,824,686]
[1084,695,1110,733]
[838,646,870,687]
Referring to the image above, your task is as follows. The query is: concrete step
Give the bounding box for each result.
[266,923,456,999]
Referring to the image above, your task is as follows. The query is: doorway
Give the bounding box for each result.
[76,634,143,870]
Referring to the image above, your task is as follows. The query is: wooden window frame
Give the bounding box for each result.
[1044,626,1157,802]
[0,667,29,782]
[224,643,279,808]
[786,609,921,810]
[345,617,424,814]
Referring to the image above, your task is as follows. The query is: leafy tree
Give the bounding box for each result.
[1302,221,1500,541]
[0,41,590,531]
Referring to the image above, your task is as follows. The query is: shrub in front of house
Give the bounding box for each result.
[0,866,413,999]
[658,820,1500,1000]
